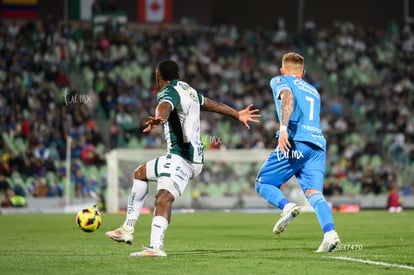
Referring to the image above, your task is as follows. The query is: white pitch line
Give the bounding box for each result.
[329,256,414,270]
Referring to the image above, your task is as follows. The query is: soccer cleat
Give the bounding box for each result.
[273,203,301,235]
[130,246,167,257]
[316,230,340,252]
[105,225,134,244]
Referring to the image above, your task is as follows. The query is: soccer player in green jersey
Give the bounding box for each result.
[106,59,260,257]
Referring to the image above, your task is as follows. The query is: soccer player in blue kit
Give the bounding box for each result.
[255,52,340,252]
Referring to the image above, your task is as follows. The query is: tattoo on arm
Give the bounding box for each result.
[280,90,293,126]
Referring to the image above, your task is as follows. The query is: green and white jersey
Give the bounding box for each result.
[157,80,204,163]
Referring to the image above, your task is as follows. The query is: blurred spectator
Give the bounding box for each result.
[346,161,363,185]
[0,175,11,205]
[360,167,376,195]
[34,143,50,160]
[12,182,26,197]
[34,178,48,197]
[6,181,28,207]
[86,176,98,199]
[388,184,402,212]
[323,179,343,197]
[53,181,64,197]
[109,119,120,149]
[73,170,87,197]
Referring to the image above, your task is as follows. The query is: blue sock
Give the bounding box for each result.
[308,193,335,233]
[256,183,289,210]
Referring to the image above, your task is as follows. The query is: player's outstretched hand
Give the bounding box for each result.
[143,116,166,133]
[238,104,261,130]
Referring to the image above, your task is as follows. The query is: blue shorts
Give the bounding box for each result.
[256,141,326,193]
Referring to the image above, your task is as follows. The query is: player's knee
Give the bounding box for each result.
[134,164,146,180]
[155,189,174,208]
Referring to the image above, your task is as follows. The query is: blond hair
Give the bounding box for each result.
[281,52,305,75]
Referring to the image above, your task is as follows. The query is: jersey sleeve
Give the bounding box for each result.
[157,86,180,110]
[197,92,204,105]
[270,76,292,99]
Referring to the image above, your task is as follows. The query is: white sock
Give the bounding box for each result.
[123,179,148,229]
[150,216,169,249]
[325,230,337,236]
[283,202,295,210]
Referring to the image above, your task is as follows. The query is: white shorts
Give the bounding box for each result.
[146,153,203,199]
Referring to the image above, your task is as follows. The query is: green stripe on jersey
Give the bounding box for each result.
[158,80,204,163]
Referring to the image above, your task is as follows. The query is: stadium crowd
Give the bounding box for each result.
[0,14,413,207]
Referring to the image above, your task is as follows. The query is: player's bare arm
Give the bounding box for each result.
[278,90,294,154]
[202,97,261,129]
[143,101,172,133]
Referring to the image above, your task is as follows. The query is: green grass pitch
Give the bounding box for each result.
[1,210,413,274]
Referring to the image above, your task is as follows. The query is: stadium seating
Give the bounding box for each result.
[0,18,413,209]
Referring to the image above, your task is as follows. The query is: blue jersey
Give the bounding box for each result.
[270,75,326,151]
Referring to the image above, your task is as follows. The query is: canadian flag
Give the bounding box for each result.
[138,0,172,22]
